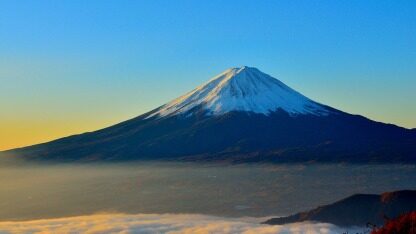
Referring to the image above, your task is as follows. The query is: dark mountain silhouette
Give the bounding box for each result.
[3,66,416,163]
[264,190,416,227]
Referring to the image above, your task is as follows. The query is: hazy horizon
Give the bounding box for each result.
[1,161,415,220]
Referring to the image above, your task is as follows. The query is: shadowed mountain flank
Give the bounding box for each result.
[4,67,416,163]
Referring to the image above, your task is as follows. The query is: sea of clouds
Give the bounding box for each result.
[0,213,364,234]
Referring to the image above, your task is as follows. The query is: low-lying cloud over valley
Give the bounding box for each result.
[0,213,363,234]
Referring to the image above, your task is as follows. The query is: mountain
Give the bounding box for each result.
[263,190,416,227]
[4,66,416,163]
[147,66,329,118]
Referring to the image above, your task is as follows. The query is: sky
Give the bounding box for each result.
[0,0,415,151]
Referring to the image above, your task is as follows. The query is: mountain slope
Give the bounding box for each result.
[147,66,329,118]
[4,66,416,163]
[264,190,416,227]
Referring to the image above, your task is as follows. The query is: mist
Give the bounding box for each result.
[0,160,415,222]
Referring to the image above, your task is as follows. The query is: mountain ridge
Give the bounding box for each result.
[3,66,416,163]
[263,190,416,227]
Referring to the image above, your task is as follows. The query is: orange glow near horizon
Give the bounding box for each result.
[1,110,415,151]
[0,118,123,151]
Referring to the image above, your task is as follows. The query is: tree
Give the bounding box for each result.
[371,211,416,234]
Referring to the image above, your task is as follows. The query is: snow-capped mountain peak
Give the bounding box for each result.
[147,66,329,118]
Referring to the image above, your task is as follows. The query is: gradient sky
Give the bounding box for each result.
[1,0,415,150]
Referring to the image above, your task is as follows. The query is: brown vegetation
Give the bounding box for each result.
[371,211,416,234]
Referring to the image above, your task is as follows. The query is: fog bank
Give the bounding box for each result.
[0,213,363,234]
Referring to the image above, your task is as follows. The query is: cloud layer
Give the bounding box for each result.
[0,213,362,234]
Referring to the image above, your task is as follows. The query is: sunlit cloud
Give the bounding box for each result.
[0,213,362,234]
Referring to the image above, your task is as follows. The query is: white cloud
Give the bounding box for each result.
[0,213,362,234]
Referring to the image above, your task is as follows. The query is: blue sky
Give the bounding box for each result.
[0,0,415,149]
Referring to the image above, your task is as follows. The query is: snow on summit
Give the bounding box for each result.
[148,66,329,118]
